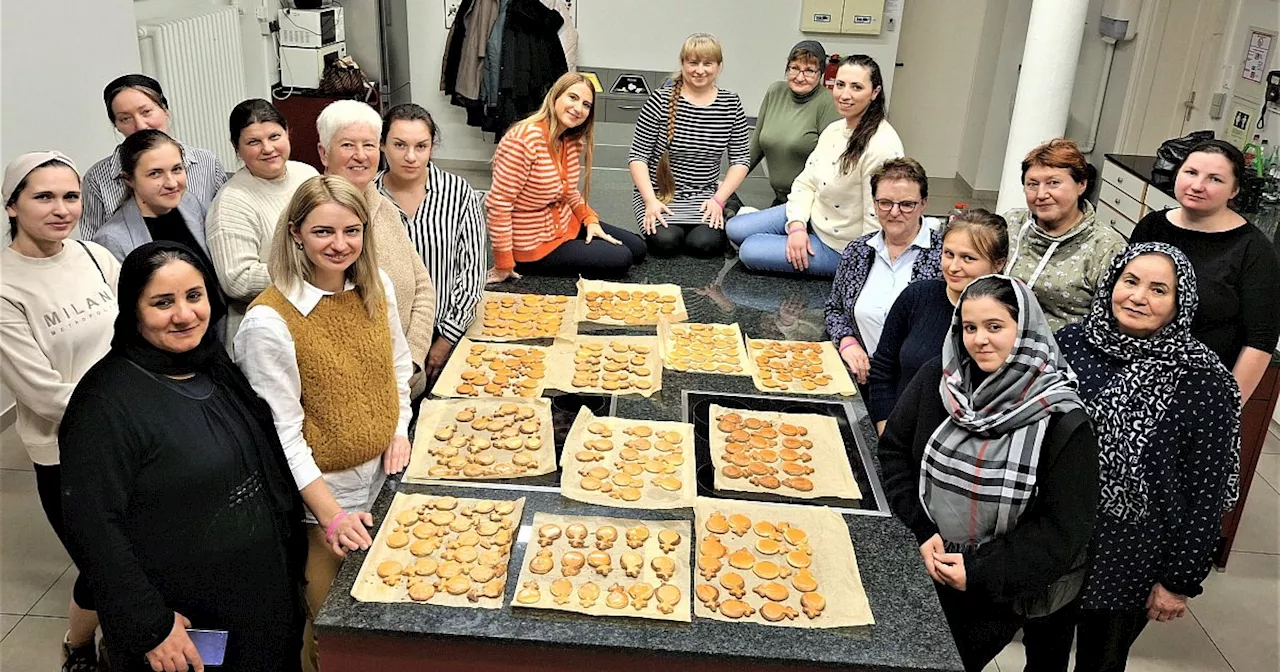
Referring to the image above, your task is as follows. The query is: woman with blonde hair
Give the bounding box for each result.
[486,72,646,281]
[629,33,751,257]
[233,175,412,672]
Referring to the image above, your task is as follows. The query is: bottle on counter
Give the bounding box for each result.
[950,202,969,223]
[1257,139,1272,177]
[1243,135,1263,171]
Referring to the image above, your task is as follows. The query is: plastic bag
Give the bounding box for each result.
[1151,130,1214,189]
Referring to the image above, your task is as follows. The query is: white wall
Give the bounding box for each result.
[1214,0,1280,144]
[410,0,904,164]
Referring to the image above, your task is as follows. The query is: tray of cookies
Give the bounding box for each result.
[657,321,753,376]
[465,291,578,342]
[404,398,557,483]
[692,497,873,628]
[547,335,662,397]
[708,405,861,501]
[350,493,525,608]
[510,512,692,622]
[573,279,688,326]
[746,339,857,396]
[559,406,696,509]
[430,339,552,399]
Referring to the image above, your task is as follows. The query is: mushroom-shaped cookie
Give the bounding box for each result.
[565,523,589,548]
[695,583,720,611]
[718,599,755,619]
[698,554,722,581]
[594,525,618,550]
[655,583,681,615]
[657,529,682,553]
[620,552,644,578]
[577,581,601,608]
[800,591,826,618]
[752,582,790,602]
[727,514,752,536]
[550,578,573,605]
[651,556,676,582]
[760,602,799,622]
[625,525,650,549]
[719,572,746,598]
[561,551,586,577]
[628,582,655,610]
[587,550,612,576]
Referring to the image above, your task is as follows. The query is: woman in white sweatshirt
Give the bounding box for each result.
[0,151,119,669]
[206,99,319,345]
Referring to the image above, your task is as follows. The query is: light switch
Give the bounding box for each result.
[800,0,846,34]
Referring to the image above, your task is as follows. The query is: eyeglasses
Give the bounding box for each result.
[786,66,821,79]
[874,199,921,213]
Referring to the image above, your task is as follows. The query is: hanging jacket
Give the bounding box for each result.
[541,0,577,70]
[440,0,477,96]
[456,0,500,101]
[489,0,567,134]
[483,0,512,109]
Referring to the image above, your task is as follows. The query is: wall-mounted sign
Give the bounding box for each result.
[1243,30,1273,85]
[813,13,833,23]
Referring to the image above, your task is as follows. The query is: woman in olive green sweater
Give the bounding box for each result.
[747,41,841,206]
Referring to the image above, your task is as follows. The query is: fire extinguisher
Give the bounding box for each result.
[824,55,841,90]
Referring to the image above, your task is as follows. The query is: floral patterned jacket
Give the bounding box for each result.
[824,223,944,347]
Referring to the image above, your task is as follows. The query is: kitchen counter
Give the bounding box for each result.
[314,256,964,671]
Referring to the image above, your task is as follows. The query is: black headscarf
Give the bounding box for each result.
[788,40,828,103]
[113,242,305,569]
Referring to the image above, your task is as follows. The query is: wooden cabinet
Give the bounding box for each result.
[1099,155,1181,238]
[1217,362,1280,567]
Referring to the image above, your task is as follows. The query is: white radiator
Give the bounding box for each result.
[137,7,246,170]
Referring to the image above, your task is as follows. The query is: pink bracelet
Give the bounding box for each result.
[838,340,859,353]
[711,195,725,208]
[324,511,349,543]
[787,223,807,235]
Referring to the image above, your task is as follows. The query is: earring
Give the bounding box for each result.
[294,241,303,251]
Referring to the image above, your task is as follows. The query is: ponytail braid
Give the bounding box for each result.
[654,75,683,204]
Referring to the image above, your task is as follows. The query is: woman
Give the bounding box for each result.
[377,103,486,382]
[878,276,1097,672]
[823,158,943,383]
[747,41,841,207]
[60,242,303,672]
[868,209,1009,432]
[628,33,751,258]
[1,152,117,670]
[486,73,647,281]
[1130,139,1280,401]
[80,74,226,239]
[1056,244,1241,671]
[1003,138,1126,333]
[92,129,213,273]
[729,54,904,277]
[206,98,319,344]
[234,176,412,672]
[316,99,436,397]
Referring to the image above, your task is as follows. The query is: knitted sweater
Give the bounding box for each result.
[250,286,397,472]
[205,161,319,343]
[787,119,905,253]
[486,121,597,270]
[749,80,842,204]
[365,182,437,396]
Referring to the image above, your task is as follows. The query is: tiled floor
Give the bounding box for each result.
[3,421,1278,670]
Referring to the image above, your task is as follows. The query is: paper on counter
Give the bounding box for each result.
[657,320,754,377]
[404,397,557,484]
[746,338,857,396]
[573,278,688,326]
[465,291,578,342]
[544,334,663,398]
[692,497,873,628]
[708,404,861,501]
[558,406,696,509]
[430,338,553,399]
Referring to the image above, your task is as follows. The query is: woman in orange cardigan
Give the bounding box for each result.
[486,73,646,281]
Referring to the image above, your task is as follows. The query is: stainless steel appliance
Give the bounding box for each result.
[340,0,412,108]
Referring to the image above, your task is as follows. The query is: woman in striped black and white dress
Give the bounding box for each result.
[628,33,751,258]
[376,103,487,382]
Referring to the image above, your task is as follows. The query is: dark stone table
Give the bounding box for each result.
[315,255,964,671]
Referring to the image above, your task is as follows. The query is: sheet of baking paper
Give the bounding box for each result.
[403,397,557,484]
[544,334,663,398]
[558,406,696,509]
[430,338,552,399]
[692,497,873,628]
[351,493,526,609]
[465,291,578,342]
[657,320,754,377]
[573,278,689,326]
[509,512,692,622]
[745,339,858,397]
[708,404,861,501]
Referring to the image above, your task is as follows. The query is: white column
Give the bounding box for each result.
[995,0,1091,214]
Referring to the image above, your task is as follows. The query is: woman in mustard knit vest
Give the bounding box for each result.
[233,175,412,672]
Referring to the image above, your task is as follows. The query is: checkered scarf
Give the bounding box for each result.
[920,276,1084,548]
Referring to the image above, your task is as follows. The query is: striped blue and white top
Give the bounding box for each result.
[376,164,487,344]
[79,140,227,240]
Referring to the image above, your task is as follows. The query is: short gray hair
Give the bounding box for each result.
[316,100,382,153]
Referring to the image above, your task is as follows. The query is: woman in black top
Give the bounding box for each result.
[60,242,303,672]
[1056,243,1240,671]
[1130,139,1280,400]
[878,275,1097,672]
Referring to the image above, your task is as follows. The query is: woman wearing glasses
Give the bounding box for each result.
[824,158,942,384]
[728,54,903,277]
[747,41,840,207]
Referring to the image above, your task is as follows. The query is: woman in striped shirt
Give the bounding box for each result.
[377,104,486,381]
[628,33,751,258]
[486,73,646,282]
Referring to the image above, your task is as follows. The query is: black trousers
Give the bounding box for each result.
[1073,610,1149,672]
[645,222,729,258]
[33,463,96,609]
[514,222,647,279]
[935,583,1079,672]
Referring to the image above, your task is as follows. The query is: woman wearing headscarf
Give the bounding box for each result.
[1055,243,1241,671]
[878,275,1098,672]
[59,242,304,672]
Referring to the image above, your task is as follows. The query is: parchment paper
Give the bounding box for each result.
[430,338,553,399]
[545,334,663,398]
[404,397,557,483]
[708,404,861,501]
[351,493,526,608]
[692,497,873,628]
[573,278,689,326]
[509,512,692,622]
[465,291,578,342]
[657,320,754,377]
[746,339,858,396]
[558,406,696,509]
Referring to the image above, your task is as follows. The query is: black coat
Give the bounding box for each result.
[488,0,567,134]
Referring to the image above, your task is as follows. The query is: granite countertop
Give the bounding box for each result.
[315,256,964,671]
[1103,153,1177,200]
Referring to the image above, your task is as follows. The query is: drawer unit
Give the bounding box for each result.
[600,96,646,124]
[1144,186,1178,214]
[1096,199,1134,239]
[1102,159,1146,201]
[1098,180,1143,222]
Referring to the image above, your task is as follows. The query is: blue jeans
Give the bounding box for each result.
[725,205,843,277]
